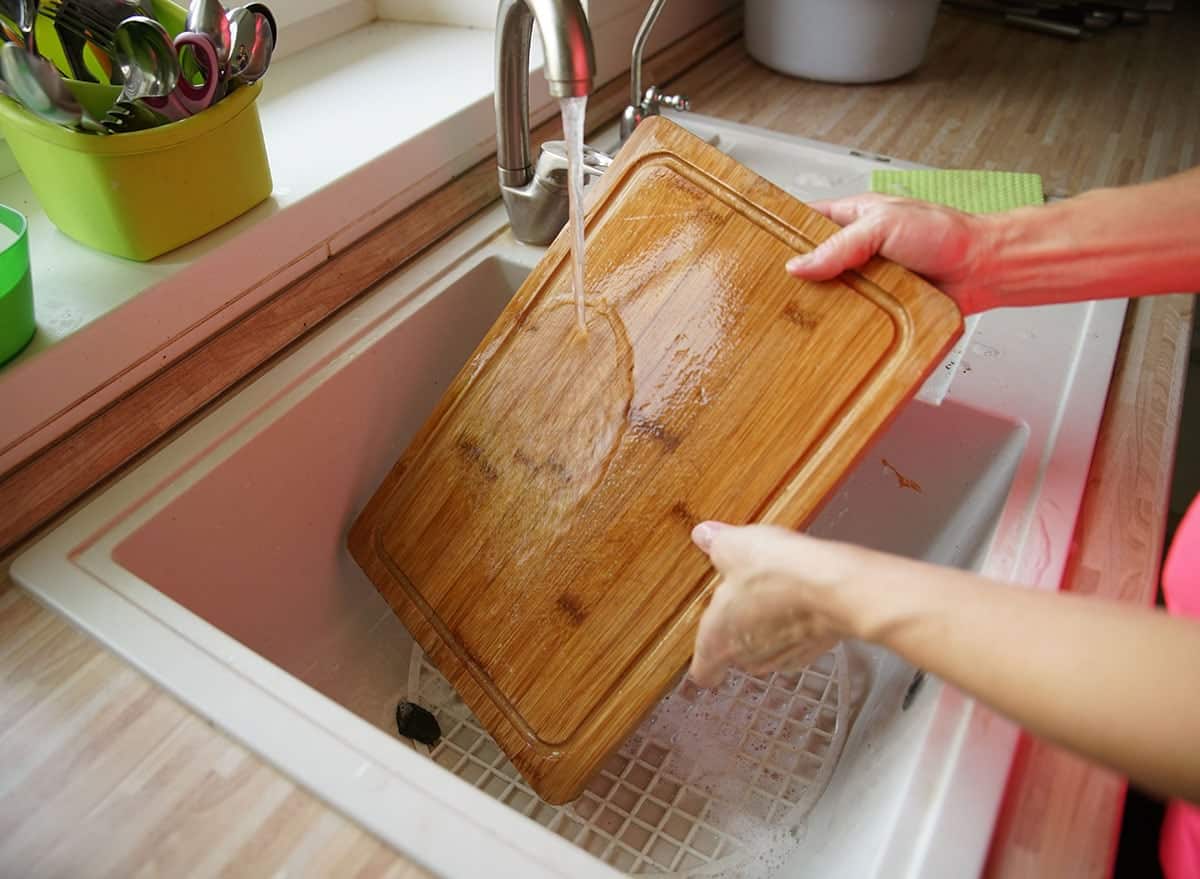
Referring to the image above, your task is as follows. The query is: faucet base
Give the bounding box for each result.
[501,178,572,247]
[501,141,612,245]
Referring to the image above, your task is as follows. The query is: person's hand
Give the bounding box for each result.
[688,521,868,688]
[786,194,998,315]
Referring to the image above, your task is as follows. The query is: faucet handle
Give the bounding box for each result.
[643,84,690,114]
[619,0,690,144]
[620,85,690,142]
[536,140,613,185]
[653,89,690,113]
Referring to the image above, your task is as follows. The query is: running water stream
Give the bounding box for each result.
[560,95,588,333]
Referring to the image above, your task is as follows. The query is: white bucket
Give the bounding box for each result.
[745,0,942,83]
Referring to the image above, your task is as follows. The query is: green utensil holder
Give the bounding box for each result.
[0,82,272,261]
[0,0,273,261]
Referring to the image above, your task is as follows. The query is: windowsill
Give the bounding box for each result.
[2,20,502,366]
[0,21,520,473]
[0,1,735,474]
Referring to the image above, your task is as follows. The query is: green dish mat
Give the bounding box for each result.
[870,169,1044,212]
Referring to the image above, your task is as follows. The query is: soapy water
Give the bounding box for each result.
[406,644,855,877]
[560,95,589,333]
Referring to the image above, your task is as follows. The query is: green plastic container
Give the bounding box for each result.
[0,1,273,261]
[0,204,33,366]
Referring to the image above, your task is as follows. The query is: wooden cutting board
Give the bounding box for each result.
[349,117,962,804]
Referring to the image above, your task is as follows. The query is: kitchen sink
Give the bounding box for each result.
[12,116,1126,878]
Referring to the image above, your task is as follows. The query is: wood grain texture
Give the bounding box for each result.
[984,293,1196,879]
[669,7,1200,195]
[0,568,434,879]
[350,117,961,803]
[2,5,1197,873]
[0,10,744,558]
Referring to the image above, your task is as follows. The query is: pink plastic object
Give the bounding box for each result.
[145,30,220,119]
[1159,493,1200,878]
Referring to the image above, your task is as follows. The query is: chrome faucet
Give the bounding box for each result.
[495,0,598,245]
[494,0,689,244]
[619,0,690,143]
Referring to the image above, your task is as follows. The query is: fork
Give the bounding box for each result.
[38,0,97,82]
[38,0,148,82]
[40,0,119,44]
[100,96,169,131]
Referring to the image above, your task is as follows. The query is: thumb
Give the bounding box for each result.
[692,522,802,576]
[691,520,752,574]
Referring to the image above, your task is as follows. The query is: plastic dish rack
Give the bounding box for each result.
[405,645,854,877]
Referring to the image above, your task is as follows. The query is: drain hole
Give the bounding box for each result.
[397,701,442,747]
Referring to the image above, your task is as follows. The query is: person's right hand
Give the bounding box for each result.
[786,194,998,315]
[688,522,869,689]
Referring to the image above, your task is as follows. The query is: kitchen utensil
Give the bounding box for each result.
[226,7,267,85]
[243,0,272,46]
[90,13,178,124]
[29,0,180,84]
[0,203,34,367]
[348,116,963,804]
[93,16,219,123]
[224,4,252,73]
[38,0,153,40]
[109,14,175,98]
[99,93,167,129]
[0,42,106,131]
[0,0,38,50]
[184,0,227,63]
[38,0,147,82]
[44,0,92,81]
[145,27,218,114]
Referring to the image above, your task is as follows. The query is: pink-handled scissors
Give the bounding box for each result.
[145,30,221,120]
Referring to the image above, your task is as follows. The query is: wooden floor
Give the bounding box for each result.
[0,578,432,877]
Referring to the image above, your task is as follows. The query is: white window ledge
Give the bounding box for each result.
[0,1,734,474]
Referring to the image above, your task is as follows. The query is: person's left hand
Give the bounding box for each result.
[688,522,867,688]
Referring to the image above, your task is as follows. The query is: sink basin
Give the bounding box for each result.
[12,117,1126,878]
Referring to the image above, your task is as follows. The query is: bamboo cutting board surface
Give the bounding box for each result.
[349,117,962,804]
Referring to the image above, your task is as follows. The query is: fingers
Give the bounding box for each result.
[687,523,820,688]
[807,193,897,225]
[689,581,737,688]
[692,521,812,577]
[804,199,837,220]
[786,216,889,281]
[688,579,800,688]
[790,194,945,280]
[688,522,859,688]
[688,575,839,688]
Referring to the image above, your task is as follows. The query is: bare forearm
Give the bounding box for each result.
[975,166,1200,310]
[848,549,1200,803]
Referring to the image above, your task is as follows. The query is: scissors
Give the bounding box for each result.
[144,29,221,120]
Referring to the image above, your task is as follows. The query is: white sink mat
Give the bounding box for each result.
[406,646,855,878]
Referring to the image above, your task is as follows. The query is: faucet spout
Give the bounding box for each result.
[528,0,594,98]
[496,0,597,244]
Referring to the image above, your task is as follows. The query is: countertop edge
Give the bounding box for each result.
[984,292,1195,879]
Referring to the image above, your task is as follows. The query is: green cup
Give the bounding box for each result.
[0,204,34,366]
